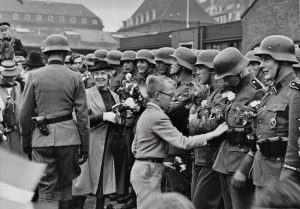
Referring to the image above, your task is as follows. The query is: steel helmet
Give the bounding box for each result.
[214,47,250,79]
[170,47,197,71]
[155,47,175,65]
[43,34,71,54]
[254,35,297,64]
[106,50,122,65]
[85,53,97,65]
[121,50,136,62]
[195,49,219,69]
[293,48,300,69]
[135,49,155,65]
[94,49,107,61]
[245,50,261,64]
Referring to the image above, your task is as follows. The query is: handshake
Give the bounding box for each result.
[103,112,122,124]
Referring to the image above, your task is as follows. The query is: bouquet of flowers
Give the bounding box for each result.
[117,73,143,102]
[236,100,263,126]
[171,156,186,173]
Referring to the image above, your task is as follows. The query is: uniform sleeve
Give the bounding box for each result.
[152,114,213,150]
[238,151,255,177]
[73,76,90,152]
[19,73,36,149]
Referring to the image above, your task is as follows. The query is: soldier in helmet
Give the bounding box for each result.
[292,48,300,78]
[19,34,89,209]
[155,47,175,78]
[212,47,265,209]
[189,50,226,209]
[245,50,266,87]
[135,49,157,84]
[164,47,202,198]
[107,50,123,92]
[94,49,108,65]
[233,35,300,199]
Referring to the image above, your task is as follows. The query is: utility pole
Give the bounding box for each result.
[186,0,190,28]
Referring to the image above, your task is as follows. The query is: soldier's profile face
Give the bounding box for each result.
[170,59,180,75]
[156,61,169,75]
[137,60,149,74]
[194,66,210,84]
[259,55,279,81]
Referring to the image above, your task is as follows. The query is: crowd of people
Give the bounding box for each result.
[1,20,300,209]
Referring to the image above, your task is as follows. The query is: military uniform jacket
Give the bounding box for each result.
[213,73,264,175]
[19,60,90,152]
[189,84,228,166]
[168,80,205,156]
[250,69,300,186]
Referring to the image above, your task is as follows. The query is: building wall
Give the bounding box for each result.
[171,28,199,49]
[242,0,300,53]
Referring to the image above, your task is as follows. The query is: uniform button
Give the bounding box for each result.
[258,119,262,123]
[241,149,245,152]
[270,92,273,95]
[258,134,262,138]
[274,108,277,111]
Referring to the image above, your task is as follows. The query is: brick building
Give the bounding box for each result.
[241,0,300,53]
[0,0,119,53]
[118,0,216,34]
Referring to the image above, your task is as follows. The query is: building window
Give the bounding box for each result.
[48,15,54,22]
[146,11,150,21]
[59,16,65,23]
[135,16,139,25]
[152,9,156,20]
[13,13,19,20]
[140,14,144,23]
[70,17,76,24]
[24,14,30,21]
[81,18,87,24]
[36,14,42,21]
[92,19,98,25]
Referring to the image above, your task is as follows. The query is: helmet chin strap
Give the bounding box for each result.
[273,63,282,82]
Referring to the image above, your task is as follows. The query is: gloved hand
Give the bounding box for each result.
[103,112,117,123]
[78,151,88,165]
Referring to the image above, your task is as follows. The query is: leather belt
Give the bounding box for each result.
[136,157,164,164]
[45,114,73,124]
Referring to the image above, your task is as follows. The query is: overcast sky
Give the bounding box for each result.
[34,0,144,32]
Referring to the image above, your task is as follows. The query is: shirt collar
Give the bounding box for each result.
[147,102,164,113]
[48,60,64,65]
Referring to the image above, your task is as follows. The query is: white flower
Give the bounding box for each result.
[201,100,208,107]
[175,156,182,164]
[124,97,136,109]
[125,73,132,81]
[133,83,138,88]
[125,83,130,89]
[222,91,236,101]
[180,164,186,172]
[249,100,261,108]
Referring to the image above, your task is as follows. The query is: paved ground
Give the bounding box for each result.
[84,196,126,209]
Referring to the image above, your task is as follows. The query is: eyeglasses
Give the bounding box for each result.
[159,91,174,98]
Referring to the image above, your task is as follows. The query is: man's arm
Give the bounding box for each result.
[19,73,36,152]
[73,76,90,152]
[153,114,226,150]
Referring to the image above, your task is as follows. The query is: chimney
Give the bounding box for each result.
[123,20,127,27]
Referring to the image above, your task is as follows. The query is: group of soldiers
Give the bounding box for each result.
[1,18,300,209]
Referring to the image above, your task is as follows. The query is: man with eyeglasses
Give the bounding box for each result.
[131,75,228,208]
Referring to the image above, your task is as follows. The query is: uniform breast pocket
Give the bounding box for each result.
[266,103,288,130]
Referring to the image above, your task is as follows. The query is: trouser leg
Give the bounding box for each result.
[192,165,222,209]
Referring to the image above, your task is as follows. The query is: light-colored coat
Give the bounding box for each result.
[0,82,23,155]
[73,86,119,195]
